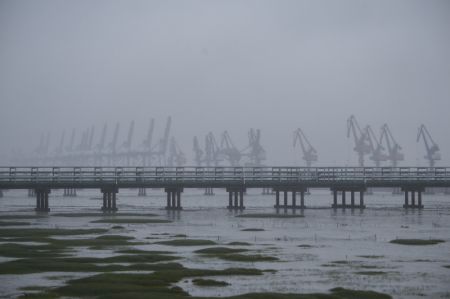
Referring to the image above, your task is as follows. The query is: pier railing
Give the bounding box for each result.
[1,167,450,185]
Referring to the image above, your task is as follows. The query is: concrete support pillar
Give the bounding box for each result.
[171,191,176,208]
[404,191,409,208]
[292,191,296,208]
[239,191,244,209]
[28,189,35,197]
[411,191,416,207]
[300,191,305,209]
[35,189,50,212]
[333,190,337,208]
[167,191,171,209]
[342,191,346,208]
[359,191,365,208]
[283,191,288,207]
[165,188,183,210]
[138,188,147,196]
[350,191,355,209]
[228,191,233,208]
[418,191,423,209]
[101,187,118,212]
[234,191,238,207]
[177,191,181,209]
[275,190,280,207]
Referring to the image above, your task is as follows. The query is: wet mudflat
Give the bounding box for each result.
[0,189,449,298]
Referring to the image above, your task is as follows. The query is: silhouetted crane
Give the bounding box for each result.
[204,132,221,166]
[220,131,241,166]
[167,137,186,167]
[380,124,404,167]
[417,124,440,167]
[242,128,266,166]
[141,118,155,166]
[347,115,371,167]
[193,136,204,166]
[293,128,317,167]
[365,125,387,167]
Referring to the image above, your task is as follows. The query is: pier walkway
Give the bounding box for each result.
[1,166,449,211]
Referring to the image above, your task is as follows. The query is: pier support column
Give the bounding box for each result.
[292,191,296,208]
[35,189,50,212]
[275,190,280,208]
[204,187,214,196]
[28,189,35,197]
[300,191,305,209]
[227,188,245,210]
[359,191,365,208]
[350,191,355,209]
[402,188,424,209]
[63,188,77,197]
[342,191,346,208]
[138,188,147,196]
[0,190,3,198]
[101,187,118,212]
[165,188,183,210]
[332,190,338,209]
[283,191,288,208]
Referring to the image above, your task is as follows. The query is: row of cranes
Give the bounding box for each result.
[25,116,443,168]
[192,129,266,167]
[31,117,175,166]
[346,115,441,168]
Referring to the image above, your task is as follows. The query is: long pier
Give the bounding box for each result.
[1,166,449,212]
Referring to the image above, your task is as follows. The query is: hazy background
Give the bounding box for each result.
[1,0,449,166]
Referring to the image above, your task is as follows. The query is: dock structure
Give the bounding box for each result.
[1,166,449,212]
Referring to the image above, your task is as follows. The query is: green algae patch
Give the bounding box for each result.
[172,234,187,238]
[19,265,265,299]
[0,228,108,238]
[236,213,304,218]
[192,278,230,286]
[0,221,30,226]
[389,239,445,245]
[358,255,384,259]
[116,249,174,255]
[228,242,252,246]
[156,239,216,246]
[241,228,265,232]
[298,244,313,248]
[195,247,249,254]
[91,218,171,224]
[0,243,68,258]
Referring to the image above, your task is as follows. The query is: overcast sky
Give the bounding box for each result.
[1,0,449,166]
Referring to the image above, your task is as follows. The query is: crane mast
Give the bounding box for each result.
[193,136,204,166]
[142,118,155,166]
[167,137,186,167]
[220,131,241,166]
[365,125,387,167]
[204,132,221,166]
[243,128,266,166]
[380,124,404,167]
[417,124,440,167]
[293,128,317,167]
[347,115,371,167]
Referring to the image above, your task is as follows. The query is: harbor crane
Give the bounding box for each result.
[141,118,155,166]
[204,132,221,166]
[347,115,371,167]
[107,123,120,165]
[417,124,441,167]
[94,124,107,165]
[380,124,404,167]
[167,137,187,167]
[293,128,317,167]
[121,120,135,165]
[242,129,266,166]
[365,125,387,167]
[193,136,204,166]
[154,116,171,165]
[220,131,241,166]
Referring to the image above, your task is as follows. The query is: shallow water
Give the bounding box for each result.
[0,188,449,298]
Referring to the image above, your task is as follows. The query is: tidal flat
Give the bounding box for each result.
[1,189,449,298]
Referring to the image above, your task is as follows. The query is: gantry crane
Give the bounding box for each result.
[220,131,241,166]
[417,124,441,167]
[293,128,317,167]
[380,124,404,167]
[193,136,204,166]
[347,115,371,167]
[242,128,266,166]
[141,118,155,166]
[204,132,221,166]
[365,125,387,167]
[167,137,186,167]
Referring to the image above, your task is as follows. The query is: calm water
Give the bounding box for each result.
[1,188,449,298]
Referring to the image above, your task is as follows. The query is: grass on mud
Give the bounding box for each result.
[236,213,304,218]
[195,247,277,262]
[155,239,216,246]
[192,278,230,286]
[0,228,108,238]
[389,239,445,245]
[195,247,249,254]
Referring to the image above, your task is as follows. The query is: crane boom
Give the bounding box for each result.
[417,124,440,167]
[293,128,317,167]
